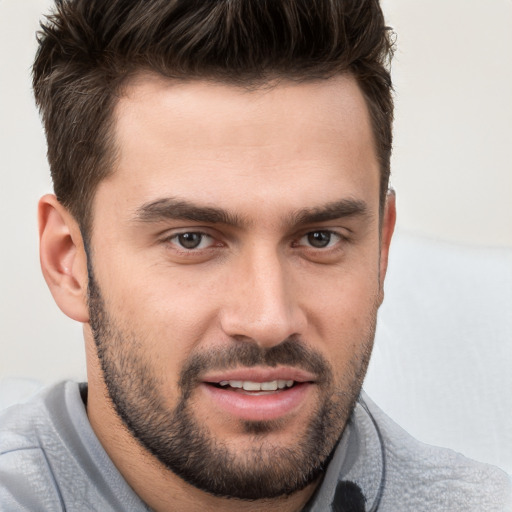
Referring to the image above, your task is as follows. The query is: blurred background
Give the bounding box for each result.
[1,0,511,472]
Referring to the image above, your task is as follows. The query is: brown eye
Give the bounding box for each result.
[178,233,202,249]
[306,231,333,248]
[170,232,212,250]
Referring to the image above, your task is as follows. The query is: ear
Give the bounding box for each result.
[378,189,397,303]
[38,194,90,323]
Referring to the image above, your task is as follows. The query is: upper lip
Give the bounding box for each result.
[201,366,317,384]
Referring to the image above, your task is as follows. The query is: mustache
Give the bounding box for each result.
[179,337,332,395]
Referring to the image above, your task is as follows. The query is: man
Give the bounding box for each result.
[0,0,510,510]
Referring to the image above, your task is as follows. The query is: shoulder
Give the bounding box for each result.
[0,381,74,511]
[359,393,512,511]
[0,381,150,511]
[0,380,73,452]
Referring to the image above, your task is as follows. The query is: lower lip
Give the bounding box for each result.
[201,382,313,422]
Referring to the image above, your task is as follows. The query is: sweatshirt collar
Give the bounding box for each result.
[305,391,385,512]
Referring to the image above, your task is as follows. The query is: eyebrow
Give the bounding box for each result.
[133,197,369,228]
[133,198,246,226]
[289,198,369,226]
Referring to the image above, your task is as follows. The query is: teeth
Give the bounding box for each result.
[242,381,262,391]
[218,380,295,391]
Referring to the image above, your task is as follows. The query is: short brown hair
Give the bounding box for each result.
[33,0,394,236]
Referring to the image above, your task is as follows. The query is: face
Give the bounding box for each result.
[85,74,394,500]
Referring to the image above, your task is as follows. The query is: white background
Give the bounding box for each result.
[1,0,511,468]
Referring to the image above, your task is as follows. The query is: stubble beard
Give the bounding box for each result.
[87,269,377,500]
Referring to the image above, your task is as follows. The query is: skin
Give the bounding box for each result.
[39,73,396,512]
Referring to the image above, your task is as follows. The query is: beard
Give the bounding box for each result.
[87,266,376,501]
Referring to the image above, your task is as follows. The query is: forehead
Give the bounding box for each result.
[100,73,379,218]
[115,73,374,152]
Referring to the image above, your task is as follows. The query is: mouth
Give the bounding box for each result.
[200,368,316,422]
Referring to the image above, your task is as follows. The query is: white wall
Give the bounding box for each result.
[0,0,511,468]
[382,0,512,246]
[0,0,87,384]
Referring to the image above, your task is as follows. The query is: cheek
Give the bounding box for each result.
[304,260,381,328]
[127,289,216,357]
[97,261,221,377]
[302,262,380,371]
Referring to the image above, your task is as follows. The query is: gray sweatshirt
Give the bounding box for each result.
[0,381,510,511]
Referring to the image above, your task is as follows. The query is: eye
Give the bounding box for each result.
[169,232,214,250]
[298,230,341,249]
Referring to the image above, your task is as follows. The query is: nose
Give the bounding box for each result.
[219,247,306,348]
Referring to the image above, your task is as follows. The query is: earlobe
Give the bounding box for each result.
[378,189,397,303]
[38,194,90,323]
